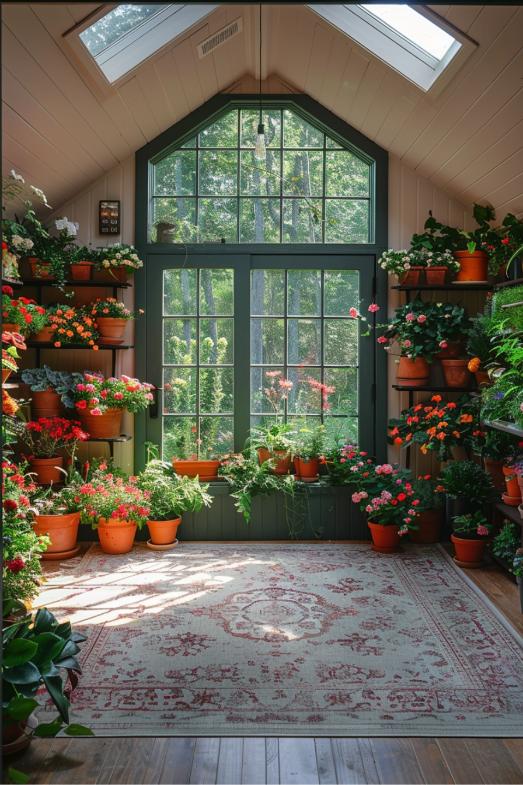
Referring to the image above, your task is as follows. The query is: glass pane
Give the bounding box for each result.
[250,414,278,430]
[240,150,281,196]
[326,152,370,197]
[79,4,163,56]
[154,151,196,196]
[181,136,197,148]
[199,269,234,315]
[199,319,233,364]
[287,270,321,316]
[163,269,197,316]
[287,318,321,365]
[250,367,286,414]
[163,416,197,461]
[325,199,369,243]
[163,368,196,413]
[199,151,237,195]
[199,417,234,457]
[240,199,280,243]
[164,318,196,365]
[324,320,358,365]
[283,151,323,196]
[251,318,284,364]
[324,416,358,449]
[199,111,238,147]
[326,138,343,149]
[283,109,323,148]
[324,270,359,315]
[324,368,358,415]
[198,198,237,242]
[282,199,322,243]
[287,416,321,439]
[250,270,285,315]
[152,198,196,242]
[240,109,281,147]
[200,368,233,413]
[287,367,321,414]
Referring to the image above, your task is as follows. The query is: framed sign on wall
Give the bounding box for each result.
[99,200,120,235]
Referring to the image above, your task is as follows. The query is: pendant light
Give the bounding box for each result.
[254,2,266,161]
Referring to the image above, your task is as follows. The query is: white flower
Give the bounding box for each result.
[10,170,25,183]
[55,217,78,237]
[115,253,122,259]
[30,185,51,207]
[404,262,410,269]
[11,234,33,250]
[103,259,110,268]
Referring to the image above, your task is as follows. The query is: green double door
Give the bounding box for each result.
[144,250,378,463]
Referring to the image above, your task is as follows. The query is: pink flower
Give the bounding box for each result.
[405,312,415,322]
[368,303,380,313]
[403,340,412,348]
[439,340,448,349]
[348,307,359,318]
[417,314,427,324]
[365,504,373,513]
[90,407,102,416]
[278,379,293,391]
[477,525,489,536]
[76,383,86,391]
[85,383,95,392]
[113,391,124,400]
[377,336,388,344]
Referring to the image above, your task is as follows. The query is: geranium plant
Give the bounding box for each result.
[322,441,372,485]
[377,300,469,360]
[2,287,48,334]
[72,372,154,415]
[20,417,89,459]
[95,244,143,275]
[88,298,135,320]
[78,471,151,528]
[452,511,493,540]
[350,461,420,533]
[378,249,427,277]
[47,304,99,348]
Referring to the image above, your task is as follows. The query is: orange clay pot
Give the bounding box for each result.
[483,457,505,492]
[28,258,54,280]
[450,534,487,567]
[409,509,442,544]
[399,266,424,285]
[96,268,129,283]
[294,456,320,479]
[396,356,429,388]
[147,517,181,545]
[475,370,491,387]
[435,340,464,360]
[97,518,136,554]
[172,459,221,481]
[95,317,127,343]
[78,407,122,438]
[32,325,55,343]
[2,368,12,383]
[425,267,447,286]
[502,465,522,506]
[441,359,472,389]
[454,251,488,282]
[33,512,80,557]
[2,323,20,334]
[368,521,401,553]
[257,447,292,475]
[29,456,64,485]
[30,389,62,418]
[70,261,93,281]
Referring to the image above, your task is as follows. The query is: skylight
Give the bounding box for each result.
[78,3,218,84]
[308,4,469,91]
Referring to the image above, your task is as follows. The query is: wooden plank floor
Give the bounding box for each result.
[6,547,522,785]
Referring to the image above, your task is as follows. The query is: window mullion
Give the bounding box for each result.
[234,261,251,450]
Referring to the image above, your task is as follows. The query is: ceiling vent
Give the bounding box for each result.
[197,17,243,59]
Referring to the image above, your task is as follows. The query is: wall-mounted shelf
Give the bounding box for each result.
[88,434,132,444]
[392,384,474,393]
[495,502,523,529]
[2,277,23,288]
[391,283,492,292]
[27,342,134,350]
[21,278,132,289]
[482,419,523,439]
[494,277,523,290]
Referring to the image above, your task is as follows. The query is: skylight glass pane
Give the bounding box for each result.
[80,4,164,57]
[360,5,455,60]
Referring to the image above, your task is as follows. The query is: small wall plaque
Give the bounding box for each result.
[99,200,120,235]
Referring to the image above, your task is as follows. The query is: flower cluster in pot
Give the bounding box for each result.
[378,247,459,282]
[2,330,26,382]
[350,461,421,536]
[72,372,154,417]
[20,417,89,485]
[88,297,139,342]
[46,304,100,348]
[2,286,48,336]
[96,244,143,276]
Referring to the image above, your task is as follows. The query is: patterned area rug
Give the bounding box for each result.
[36,543,523,736]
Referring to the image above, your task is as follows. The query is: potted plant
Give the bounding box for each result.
[409,475,444,544]
[491,521,520,576]
[2,603,91,753]
[31,478,83,559]
[350,461,420,552]
[23,215,78,290]
[2,287,48,336]
[250,422,296,475]
[69,245,96,281]
[294,423,325,480]
[502,457,523,507]
[479,431,515,492]
[88,297,135,344]
[47,304,100,349]
[20,417,89,485]
[79,470,151,553]
[424,249,460,285]
[322,441,372,485]
[440,460,495,526]
[72,371,154,438]
[451,511,493,567]
[377,248,426,285]
[2,332,23,383]
[466,311,495,386]
[138,454,212,547]
[21,366,76,418]
[95,244,143,282]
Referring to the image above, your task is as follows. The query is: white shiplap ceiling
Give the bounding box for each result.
[2,3,522,217]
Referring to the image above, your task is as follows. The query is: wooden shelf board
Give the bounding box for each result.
[26,342,134,350]
[495,502,523,528]
[392,385,475,393]
[21,278,131,289]
[482,419,523,439]
[494,277,523,289]
[391,283,492,291]
[87,434,132,443]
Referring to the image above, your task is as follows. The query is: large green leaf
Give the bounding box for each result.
[3,662,41,685]
[5,697,38,722]
[64,724,94,737]
[42,675,69,724]
[33,633,67,664]
[33,719,63,738]
[53,622,72,640]
[6,767,30,784]
[54,656,81,673]
[34,609,56,634]
[3,638,38,667]
[57,640,80,659]
[38,661,60,679]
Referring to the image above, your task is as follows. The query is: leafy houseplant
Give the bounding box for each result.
[451,511,493,567]
[20,417,89,485]
[2,288,48,336]
[466,311,495,385]
[250,422,296,475]
[2,604,92,750]
[219,451,296,524]
[492,521,520,572]
[377,248,427,284]
[479,430,516,492]
[409,475,444,544]
[31,480,84,559]
[72,371,154,438]
[69,245,96,281]
[21,366,76,417]
[491,284,523,333]
[441,460,496,523]
[294,424,325,479]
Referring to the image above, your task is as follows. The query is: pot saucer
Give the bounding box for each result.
[295,475,320,483]
[3,713,38,756]
[453,556,483,569]
[146,539,178,551]
[451,280,488,285]
[502,493,521,506]
[42,545,81,561]
[371,544,403,554]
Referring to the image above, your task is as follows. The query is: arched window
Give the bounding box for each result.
[148,104,374,244]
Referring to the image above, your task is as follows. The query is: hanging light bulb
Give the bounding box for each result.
[255,121,266,160]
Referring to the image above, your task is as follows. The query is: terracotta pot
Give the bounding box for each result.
[2,322,20,334]
[396,356,429,388]
[147,517,181,545]
[29,456,64,485]
[518,474,523,496]
[95,317,127,343]
[454,250,488,282]
[294,456,320,479]
[441,359,472,389]
[502,465,522,506]
[78,407,122,438]
[368,521,401,553]
[70,261,93,281]
[435,340,464,360]
[450,446,469,462]
[28,257,54,280]
[425,266,447,286]
[483,457,505,492]
[97,517,136,554]
[172,459,221,480]
[475,370,490,387]
[95,268,128,283]
[32,325,55,343]
[450,533,487,567]
[409,509,442,544]
[399,266,424,286]
[257,447,292,475]
[30,389,61,418]
[2,368,12,383]
[33,512,80,557]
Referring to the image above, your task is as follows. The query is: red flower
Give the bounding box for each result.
[397,492,407,501]
[5,557,25,573]
[2,285,14,296]
[501,237,510,245]
[3,498,17,511]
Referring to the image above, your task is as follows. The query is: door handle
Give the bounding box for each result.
[149,386,163,419]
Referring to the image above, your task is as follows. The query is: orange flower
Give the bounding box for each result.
[393,437,403,445]
[468,357,481,373]
[431,394,442,403]
[452,430,461,438]
[459,414,473,423]
[437,432,446,440]
[66,330,73,337]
